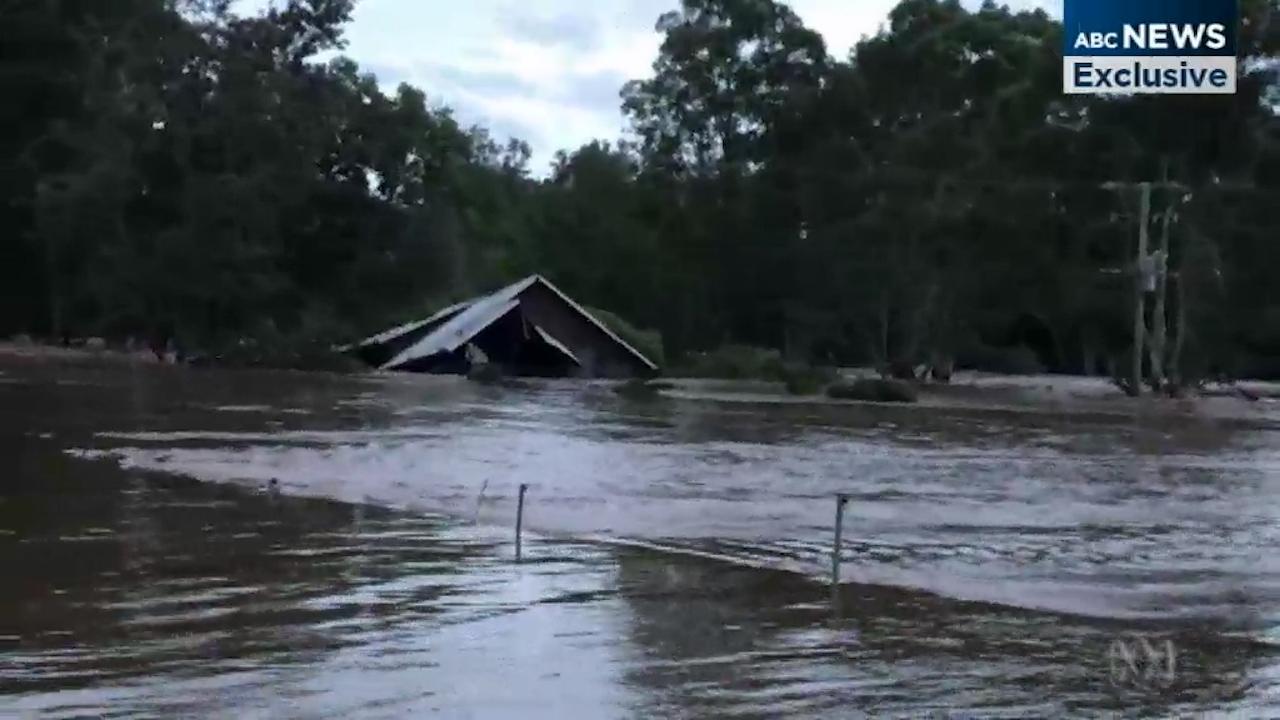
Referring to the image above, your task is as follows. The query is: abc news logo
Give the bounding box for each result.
[1071,23,1230,52]
[1064,0,1238,95]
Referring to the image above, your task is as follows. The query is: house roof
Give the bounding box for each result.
[337,299,470,353]
[532,323,581,366]
[372,275,658,372]
[524,275,658,371]
[383,295,521,370]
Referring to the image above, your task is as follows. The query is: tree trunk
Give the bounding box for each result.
[39,195,65,342]
[903,281,938,368]
[1170,269,1188,387]
[1081,328,1098,376]
[46,241,63,342]
[1131,182,1151,396]
[1148,204,1172,390]
[878,289,889,366]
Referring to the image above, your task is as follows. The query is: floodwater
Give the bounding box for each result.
[3,357,1280,718]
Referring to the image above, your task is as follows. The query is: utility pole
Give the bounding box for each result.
[1149,204,1174,389]
[1134,182,1151,396]
[1148,160,1179,392]
[1101,174,1187,396]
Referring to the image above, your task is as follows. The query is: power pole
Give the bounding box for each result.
[1147,159,1179,392]
[1149,204,1174,390]
[1101,175,1187,397]
[1134,182,1151,396]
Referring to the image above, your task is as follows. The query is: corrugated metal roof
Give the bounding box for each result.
[366,274,659,373]
[339,299,472,353]
[381,279,532,370]
[529,275,658,371]
[532,323,581,366]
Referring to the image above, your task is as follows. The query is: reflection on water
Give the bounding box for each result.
[2,357,1279,717]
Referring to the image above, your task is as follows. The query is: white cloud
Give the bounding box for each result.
[237,0,1058,174]
[318,1,668,171]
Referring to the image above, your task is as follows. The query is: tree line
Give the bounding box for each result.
[3,0,1278,379]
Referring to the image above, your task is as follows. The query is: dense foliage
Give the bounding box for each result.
[3,0,1278,378]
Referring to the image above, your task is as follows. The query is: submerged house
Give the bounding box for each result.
[345,275,659,379]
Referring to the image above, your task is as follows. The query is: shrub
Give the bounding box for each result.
[199,336,364,373]
[956,343,1045,375]
[614,378,668,399]
[827,379,919,403]
[1237,354,1280,381]
[781,364,839,395]
[466,363,505,384]
[586,307,665,368]
[676,344,784,380]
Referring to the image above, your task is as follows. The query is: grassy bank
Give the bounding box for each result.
[0,337,364,374]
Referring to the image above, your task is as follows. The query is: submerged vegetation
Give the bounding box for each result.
[587,307,666,368]
[827,379,920,404]
[673,345,788,380]
[613,378,674,400]
[3,0,1278,382]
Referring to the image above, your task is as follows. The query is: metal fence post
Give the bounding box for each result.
[515,483,529,561]
[832,493,850,608]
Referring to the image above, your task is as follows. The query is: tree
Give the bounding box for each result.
[2,0,1277,381]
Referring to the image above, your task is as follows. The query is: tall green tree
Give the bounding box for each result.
[2,0,1277,380]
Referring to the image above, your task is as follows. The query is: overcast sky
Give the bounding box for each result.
[240,0,1060,173]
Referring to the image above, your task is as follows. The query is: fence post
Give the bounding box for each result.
[515,483,529,561]
[832,493,850,608]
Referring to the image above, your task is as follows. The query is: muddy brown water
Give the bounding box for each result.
[2,357,1279,717]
